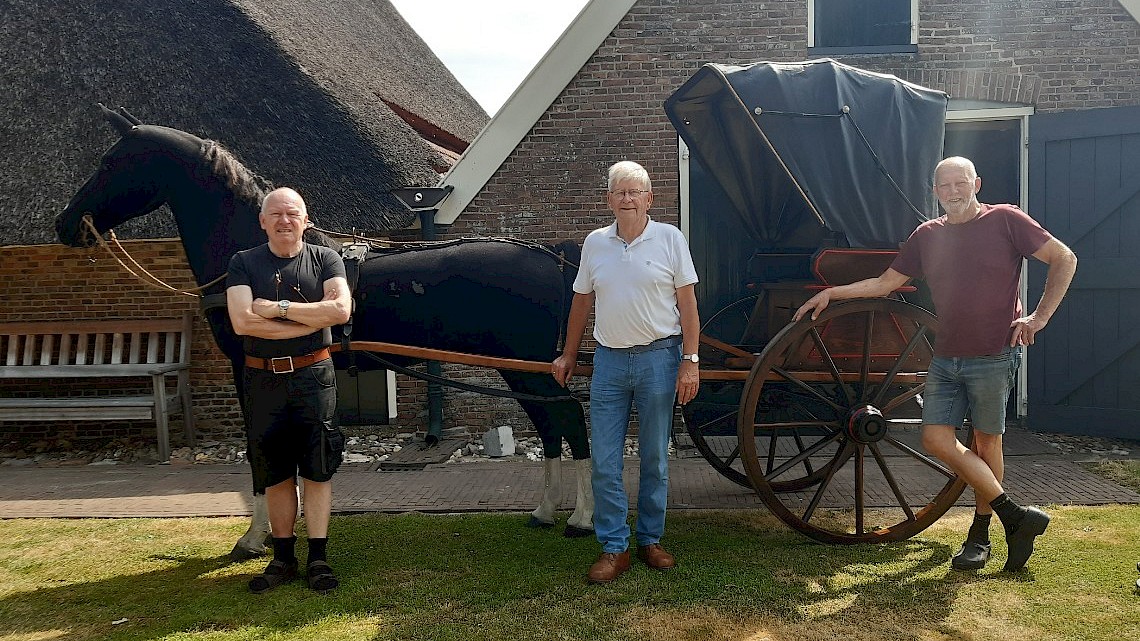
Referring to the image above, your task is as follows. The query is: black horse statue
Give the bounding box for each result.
[55,106,593,556]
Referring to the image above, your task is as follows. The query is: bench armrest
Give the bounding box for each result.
[147,363,191,375]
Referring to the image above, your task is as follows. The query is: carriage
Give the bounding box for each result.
[665,59,956,544]
[56,59,961,550]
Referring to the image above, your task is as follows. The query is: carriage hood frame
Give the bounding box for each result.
[665,58,949,249]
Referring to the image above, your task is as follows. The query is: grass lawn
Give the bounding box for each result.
[1,505,1137,641]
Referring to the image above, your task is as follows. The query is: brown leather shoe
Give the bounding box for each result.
[636,543,676,570]
[587,551,631,584]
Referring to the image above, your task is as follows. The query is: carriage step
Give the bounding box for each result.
[377,438,469,471]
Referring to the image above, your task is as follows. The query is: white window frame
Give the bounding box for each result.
[807,0,918,50]
[678,138,691,240]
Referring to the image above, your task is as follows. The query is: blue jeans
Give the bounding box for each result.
[924,347,1021,435]
[590,342,680,553]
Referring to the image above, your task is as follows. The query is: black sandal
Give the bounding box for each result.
[248,559,298,594]
[307,560,339,593]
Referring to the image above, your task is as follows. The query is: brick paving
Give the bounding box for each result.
[0,427,1137,519]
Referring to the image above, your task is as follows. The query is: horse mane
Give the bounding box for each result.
[200,139,273,209]
[198,139,339,250]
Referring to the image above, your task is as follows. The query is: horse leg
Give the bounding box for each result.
[564,457,594,537]
[550,377,594,537]
[501,370,594,536]
[228,491,272,561]
[526,456,562,528]
[224,354,271,561]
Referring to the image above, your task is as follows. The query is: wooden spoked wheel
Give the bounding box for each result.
[683,294,842,491]
[682,295,759,487]
[738,299,970,544]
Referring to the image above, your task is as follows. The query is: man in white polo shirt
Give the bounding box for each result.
[552,160,700,584]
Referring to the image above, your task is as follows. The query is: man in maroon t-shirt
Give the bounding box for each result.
[795,157,1077,573]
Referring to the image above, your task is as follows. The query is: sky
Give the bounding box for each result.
[388,0,592,116]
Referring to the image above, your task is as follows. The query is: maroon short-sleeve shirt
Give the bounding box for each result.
[889,204,1052,357]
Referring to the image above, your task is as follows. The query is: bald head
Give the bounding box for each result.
[934,156,978,184]
[261,187,307,217]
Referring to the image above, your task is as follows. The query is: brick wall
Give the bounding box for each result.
[425,0,1140,435]
[0,240,241,445]
[6,0,1138,444]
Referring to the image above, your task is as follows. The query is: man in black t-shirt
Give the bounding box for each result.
[227,187,351,593]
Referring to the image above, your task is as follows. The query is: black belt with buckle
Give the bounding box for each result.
[607,335,683,354]
[245,347,332,374]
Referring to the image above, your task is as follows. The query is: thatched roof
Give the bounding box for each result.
[0,0,488,245]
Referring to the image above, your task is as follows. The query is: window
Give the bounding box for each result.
[808,0,917,55]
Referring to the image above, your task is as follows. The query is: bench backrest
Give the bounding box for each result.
[0,314,193,377]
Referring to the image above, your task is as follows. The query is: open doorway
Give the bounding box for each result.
[944,107,1032,418]
[944,118,1021,206]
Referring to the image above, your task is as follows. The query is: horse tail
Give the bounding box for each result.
[549,239,581,350]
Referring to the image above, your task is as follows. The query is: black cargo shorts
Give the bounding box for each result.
[242,358,344,493]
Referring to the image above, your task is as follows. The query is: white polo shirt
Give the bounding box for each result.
[573,216,699,349]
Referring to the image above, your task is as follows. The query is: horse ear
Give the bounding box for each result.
[117,106,143,126]
[96,102,135,136]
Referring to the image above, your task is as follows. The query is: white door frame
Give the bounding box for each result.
[946,106,1034,418]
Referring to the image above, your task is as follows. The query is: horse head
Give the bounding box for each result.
[54,105,279,290]
[57,105,202,245]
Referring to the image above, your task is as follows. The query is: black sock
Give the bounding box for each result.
[989,493,1027,535]
[307,537,328,564]
[966,512,992,544]
[272,536,297,564]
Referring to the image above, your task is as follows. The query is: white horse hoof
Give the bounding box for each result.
[562,524,593,539]
[228,542,268,562]
[526,516,556,529]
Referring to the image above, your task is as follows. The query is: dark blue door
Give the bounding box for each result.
[1027,106,1140,438]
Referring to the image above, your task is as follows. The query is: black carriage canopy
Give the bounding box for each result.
[665,58,949,249]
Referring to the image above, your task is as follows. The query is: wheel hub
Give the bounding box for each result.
[846,405,887,444]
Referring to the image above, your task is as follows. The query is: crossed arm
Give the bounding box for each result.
[227,276,352,340]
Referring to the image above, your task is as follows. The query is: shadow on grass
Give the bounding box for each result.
[0,510,1029,641]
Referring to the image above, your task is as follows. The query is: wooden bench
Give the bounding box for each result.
[0,314,195,460]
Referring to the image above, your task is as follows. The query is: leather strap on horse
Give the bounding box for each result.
[81,215,226,297]
[307,228,580,271]
[199,292,228,314]
[339,242,370,374]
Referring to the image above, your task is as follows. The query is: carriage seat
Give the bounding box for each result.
[0,314,195,460]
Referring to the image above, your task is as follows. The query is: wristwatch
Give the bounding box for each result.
[681,353,699,363]
[278,299,290,319]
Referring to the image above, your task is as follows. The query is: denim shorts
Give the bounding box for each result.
[923,347,1021,435]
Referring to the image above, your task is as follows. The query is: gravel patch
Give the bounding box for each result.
[0,432,664,468]
[2,428,1131,469]
[1030,430,1136,461]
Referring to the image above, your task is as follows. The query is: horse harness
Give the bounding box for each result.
[338,242,369,374]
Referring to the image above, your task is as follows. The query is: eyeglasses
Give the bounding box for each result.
[275,270,310,303]
[609,189,650,199]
